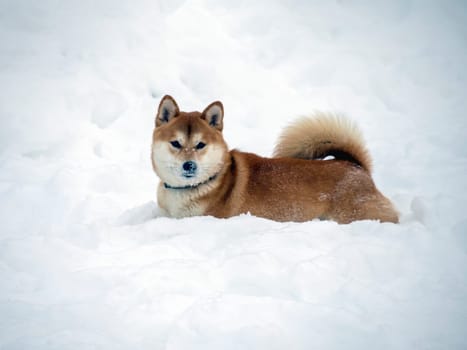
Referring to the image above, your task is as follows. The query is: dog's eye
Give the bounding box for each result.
[195,142,206,150]
[170,140,182,149]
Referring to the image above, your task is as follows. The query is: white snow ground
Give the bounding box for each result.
[1,1,467,349]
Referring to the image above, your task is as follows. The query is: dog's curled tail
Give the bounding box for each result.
[273,112,372,172]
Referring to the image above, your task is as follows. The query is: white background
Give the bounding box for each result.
[1,1,466,349]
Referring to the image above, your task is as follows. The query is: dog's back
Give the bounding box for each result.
[205,150,398,223]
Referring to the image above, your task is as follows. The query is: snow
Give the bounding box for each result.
[1,0,467,349]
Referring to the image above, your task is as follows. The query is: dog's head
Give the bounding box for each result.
[151,95,229,188]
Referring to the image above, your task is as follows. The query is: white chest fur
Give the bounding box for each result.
[157,183,206,218]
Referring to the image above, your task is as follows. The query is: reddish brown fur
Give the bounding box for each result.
[202,151,398,223]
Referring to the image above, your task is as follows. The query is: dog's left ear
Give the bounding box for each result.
[201,101,224,131]
[156,95,179,127]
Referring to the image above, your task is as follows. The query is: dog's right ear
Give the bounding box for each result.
[201,101,224,131]
[156,95,179,127]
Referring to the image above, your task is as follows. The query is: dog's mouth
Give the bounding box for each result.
[182,173,196,178]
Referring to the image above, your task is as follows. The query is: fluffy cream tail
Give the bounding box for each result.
[273,112,372,173]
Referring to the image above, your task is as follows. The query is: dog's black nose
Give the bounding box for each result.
[182,161,197,173]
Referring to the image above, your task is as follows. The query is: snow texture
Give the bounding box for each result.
[1,1,467,349]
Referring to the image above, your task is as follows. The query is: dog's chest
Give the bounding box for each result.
[158,185,206,218]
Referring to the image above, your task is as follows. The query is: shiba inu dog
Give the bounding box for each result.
[151,95,398,223]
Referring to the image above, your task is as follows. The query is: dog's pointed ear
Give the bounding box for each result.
[201,101,224,131]
[156,95,179,127]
